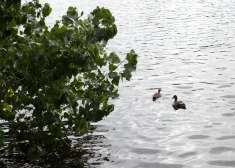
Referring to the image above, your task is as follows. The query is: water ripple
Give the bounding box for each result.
[208,160,235,167]
[188,135,210,139]
[178,151,197,158]
[209,147,235,154]
[136,162,183,168]
[216,136,235,140]
[131,148,161,155]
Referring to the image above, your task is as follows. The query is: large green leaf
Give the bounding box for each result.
[67,6,78,20]
[62,15,73,25]
[42,3,52,18]
[108,52,120,64]
[109,64,117,72]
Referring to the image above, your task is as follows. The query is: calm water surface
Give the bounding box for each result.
[34,0,235,167]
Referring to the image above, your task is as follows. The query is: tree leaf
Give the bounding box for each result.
[42,3,52,17]
[108,52,120,64]
[62,15,73,26]
[9,19,16,27]
[24,25,31,35]
[99,94,107,102]
[109,64,117,72]
[5,105,11,112]
[126,49,138,66]
[111,75,120,86]
[67,6,78,20]
[108,72,118,78]
[122,70,132,81]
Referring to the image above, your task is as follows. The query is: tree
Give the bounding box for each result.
[0,0,138,160]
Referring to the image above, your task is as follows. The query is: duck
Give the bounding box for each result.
[153,88,162,101]
[172,95,186,110]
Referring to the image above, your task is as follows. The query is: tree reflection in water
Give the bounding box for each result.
[0,124,110,168]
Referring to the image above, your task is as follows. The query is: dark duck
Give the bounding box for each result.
[172,95,186,110]
[153,89,161,101]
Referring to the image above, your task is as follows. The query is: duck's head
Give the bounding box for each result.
[172,95,177,100]
[172,95,177,99]
[158,88,162,93]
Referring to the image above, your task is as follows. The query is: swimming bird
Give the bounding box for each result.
[153,88,161,101]
[172,95,186,110]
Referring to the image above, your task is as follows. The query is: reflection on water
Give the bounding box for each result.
[0,125,110,167]
[3,0,235,167]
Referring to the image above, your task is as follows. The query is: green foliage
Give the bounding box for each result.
[0,0,138,160]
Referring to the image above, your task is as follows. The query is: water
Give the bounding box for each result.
[8,0,235,167]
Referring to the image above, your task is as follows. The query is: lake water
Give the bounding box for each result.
[10,0,235,167]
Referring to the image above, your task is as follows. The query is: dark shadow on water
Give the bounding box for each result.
[209,146,235,154]
[216,135,235,140]
[208,160,235,167]
[0,125,110,168]
[136,162,183,168]
[188,135,210,139]
[222,112,235,117]
[178,151,197,158]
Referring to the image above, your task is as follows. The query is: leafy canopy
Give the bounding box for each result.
[0,0,138,160]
